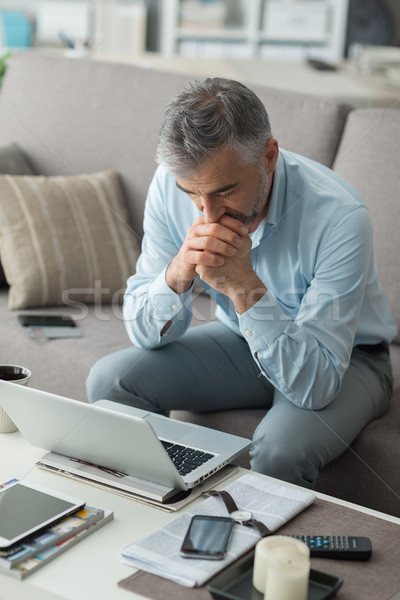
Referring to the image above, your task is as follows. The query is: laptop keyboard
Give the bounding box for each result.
[161,441,215,476]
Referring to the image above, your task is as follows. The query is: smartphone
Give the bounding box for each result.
[0,481,85,548]
[17,314,76,328]
[180,515,234,560]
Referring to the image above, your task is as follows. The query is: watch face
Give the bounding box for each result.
[231,510,252,524]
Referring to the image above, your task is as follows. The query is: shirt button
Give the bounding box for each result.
[171,304,179,311]
[245,329,252,337]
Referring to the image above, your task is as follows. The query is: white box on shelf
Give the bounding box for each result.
[93,1,147,57]
[179,0,226,30]
[263,1,330,42]
[36,1,90,43]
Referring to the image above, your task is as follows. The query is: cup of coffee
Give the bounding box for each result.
[0,365,31,433]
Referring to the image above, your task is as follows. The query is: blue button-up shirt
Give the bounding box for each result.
[123,150,397,409]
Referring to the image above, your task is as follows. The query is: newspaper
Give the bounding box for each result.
[121,473,316,587]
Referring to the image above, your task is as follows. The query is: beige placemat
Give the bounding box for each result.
[118,498,400,600]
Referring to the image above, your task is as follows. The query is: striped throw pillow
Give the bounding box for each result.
[0,170,140,309]
[0,142,37,286]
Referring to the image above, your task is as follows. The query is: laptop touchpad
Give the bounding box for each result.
[144,414,196,441]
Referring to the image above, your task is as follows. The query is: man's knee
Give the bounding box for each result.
[86,354,119,404]
[86,347,165,411]
[249,430,319,489]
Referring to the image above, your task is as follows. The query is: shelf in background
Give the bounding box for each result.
[161,0,349,64]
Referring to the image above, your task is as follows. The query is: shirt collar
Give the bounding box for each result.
[250,152,286,246]
[265,152,285,226]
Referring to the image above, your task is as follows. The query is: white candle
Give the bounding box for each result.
[252,536,310,599]
[253,536,288,593]
[264,538,310,600]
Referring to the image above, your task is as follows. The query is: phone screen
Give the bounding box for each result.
[180,515,234,560]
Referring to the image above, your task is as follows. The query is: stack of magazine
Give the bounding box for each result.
[0,502,113,580]
[37,452,239,512]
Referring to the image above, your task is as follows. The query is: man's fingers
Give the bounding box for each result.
[189,235,239,255]
[218,214,249,235]
[189,222,245,249]
[187,250,225,266]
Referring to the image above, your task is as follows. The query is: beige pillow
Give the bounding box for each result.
[0,170,140,309]
[0,142,37,286]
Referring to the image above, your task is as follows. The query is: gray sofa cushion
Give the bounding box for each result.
[0,142,35,175]
[333,108,400,339]
[251,86,351,167]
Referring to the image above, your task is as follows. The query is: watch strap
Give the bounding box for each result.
[204,489,271,538]
[247,519,271,538]
[205,489,239,513]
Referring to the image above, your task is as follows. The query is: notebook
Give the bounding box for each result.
[0,382,250,501]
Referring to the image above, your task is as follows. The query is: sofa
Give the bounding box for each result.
[0,51,399,517]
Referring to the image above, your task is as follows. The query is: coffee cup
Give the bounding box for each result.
[0,365,31,433]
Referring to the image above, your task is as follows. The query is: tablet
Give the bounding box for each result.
[0,481,85,548]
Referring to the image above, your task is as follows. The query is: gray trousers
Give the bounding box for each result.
[86,321,393,489]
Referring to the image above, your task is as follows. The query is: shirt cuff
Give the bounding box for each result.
[237,291,289,352]
[147,266,193,321]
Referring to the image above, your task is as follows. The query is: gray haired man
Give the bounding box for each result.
[87,78,396,489]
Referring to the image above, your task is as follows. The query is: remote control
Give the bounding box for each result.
[290,536,372,560]
[306,58,337,71]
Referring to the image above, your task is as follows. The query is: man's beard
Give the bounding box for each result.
[226,167,270,226]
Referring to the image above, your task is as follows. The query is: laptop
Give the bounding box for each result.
[0,381,250,501]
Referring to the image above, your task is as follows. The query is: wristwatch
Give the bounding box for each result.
[204,489,271,538]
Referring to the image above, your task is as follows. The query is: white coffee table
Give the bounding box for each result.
[1,431,399,600]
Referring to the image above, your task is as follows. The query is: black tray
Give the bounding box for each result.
[208,553,343,600]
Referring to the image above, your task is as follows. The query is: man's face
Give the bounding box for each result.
[175,145,275,233]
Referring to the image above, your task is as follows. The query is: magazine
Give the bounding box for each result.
[0,508,113,580]
[0,505,105,569]
[122,473,316,587]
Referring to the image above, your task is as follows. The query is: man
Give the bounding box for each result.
[87,78,397,489]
